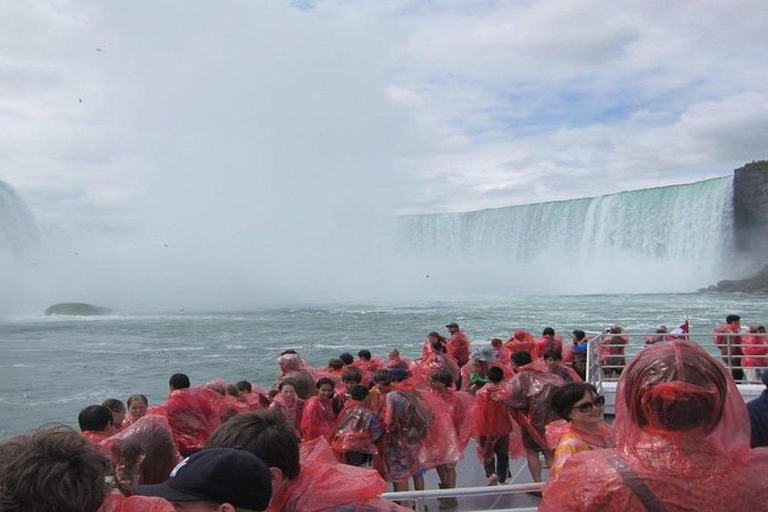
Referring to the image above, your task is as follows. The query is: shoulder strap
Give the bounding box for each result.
[606,455,667,512]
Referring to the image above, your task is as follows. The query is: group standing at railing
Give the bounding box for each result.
[4,317,768,511]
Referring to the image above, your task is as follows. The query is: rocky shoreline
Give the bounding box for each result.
[699,264,768,293]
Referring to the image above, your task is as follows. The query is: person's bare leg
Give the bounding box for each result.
[446,466,456,489]
[526,449,542,482]
[413,473,425,491]
[393,480,410,507]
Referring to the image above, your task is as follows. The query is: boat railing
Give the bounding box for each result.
[381,482,544,512]
[586,331,768,390]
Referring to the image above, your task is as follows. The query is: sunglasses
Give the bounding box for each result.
[574,395,605,413]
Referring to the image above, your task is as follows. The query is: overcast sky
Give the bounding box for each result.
[2,0,768,227]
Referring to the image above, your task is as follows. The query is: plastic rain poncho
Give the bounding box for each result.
[269,437,409,512]
[331,399,384,458]
[148,386,224,455]
[100,415,182,487]
[502,361,569,451]
[379,385,433,482]
[541,340,768,511]
[301,396,337,442]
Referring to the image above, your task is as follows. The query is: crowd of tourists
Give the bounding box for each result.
[3,318,768,511]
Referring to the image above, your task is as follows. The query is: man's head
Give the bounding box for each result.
[341,368,363,388]
[446,323,459,334]
[430,369,453,391]
[512,351,532,367]
[544,349,563,367]
[726,314,741,327]
[170,373,191,391]
[135,448,271,512]
[487,366,504,384]
[339,353,354,366]
[349,384,369,402]
[0,425,110,512]
[542,327,555,337]
[572,330,586,342]
[206,411,301,488]
[357,349,372,361]
[328,358,344,371]
[235,381,252,394]
[78,404,114,433]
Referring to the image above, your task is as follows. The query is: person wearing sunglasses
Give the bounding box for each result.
[541,340,768,511]
[548,383,615,475]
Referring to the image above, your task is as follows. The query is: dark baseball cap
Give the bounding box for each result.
[134,448,271,510]
[446,322,459,328]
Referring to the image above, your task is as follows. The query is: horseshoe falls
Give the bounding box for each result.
[397,177,736,294]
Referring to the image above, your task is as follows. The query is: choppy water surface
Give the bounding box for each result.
[1,292,765,438]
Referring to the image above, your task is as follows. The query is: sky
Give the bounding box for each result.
[1,0,768,309]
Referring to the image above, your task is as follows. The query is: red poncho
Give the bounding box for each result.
[100,415,182,487]
[331,399,384,457]
[506,330,534,355]
[149,387,223,455]
[532,335,564,359]
[431,388,478,453]
[301,396,337,442]
[541,340,768,511]
[447,330,472,366]
[269,438,409,512]
[379,386,433,482]
[270,395,304,436]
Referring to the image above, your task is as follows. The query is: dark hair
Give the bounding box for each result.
[512,351,532,367]
[226,384,240,397]
[543,349,562,361]
[349,385,369,401]
[428,331,446,342]
[78,405,113,432]
[126,394,148,408]
[169,373,190,390]
[341,368,363,384]
[235,380,252,393]
[0,426,110,512]
[551,383,598,420]
[487,366,504,383]
[431,341,446,353]
[316,377,334,389]
[279,349,298,356]
[357,350,372,361]
[542,327,555,336]
[726,314,741,324]
[112,420,179,486]
[572,330,586,341]
[102,398,125,413]
[388,368,410,382]
[372,370,391,385]
[339,353,354,366]
[328,358,344,370]
[278,378,299,392]
[430,368,454,387]
[491,338,503,347]
[206,411,300,479]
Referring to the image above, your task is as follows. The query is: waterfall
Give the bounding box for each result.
[397,177,735,293]
[0,180,38,257]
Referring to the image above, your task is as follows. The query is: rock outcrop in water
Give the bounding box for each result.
[44,302,112,316]
[699,264,768,293]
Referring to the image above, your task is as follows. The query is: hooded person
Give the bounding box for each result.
[331,384,385,467]
[460,346,496,393]
[276,353,316,400]
[502,352,569,483]
[600,324,628,378]
[100,415,182,489]
[446,323,472,367]
[300,378,338,442]
[532,327,563,360]
[149,385,224,457]
[505,330,534,356]
[540,340,768,511]
[741,323,768,383]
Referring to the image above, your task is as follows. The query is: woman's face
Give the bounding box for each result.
[317,383,334,400]
[112,409,126,426]
[569,391,605,425]
[280,384,297,403]
[129,400,148,419]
